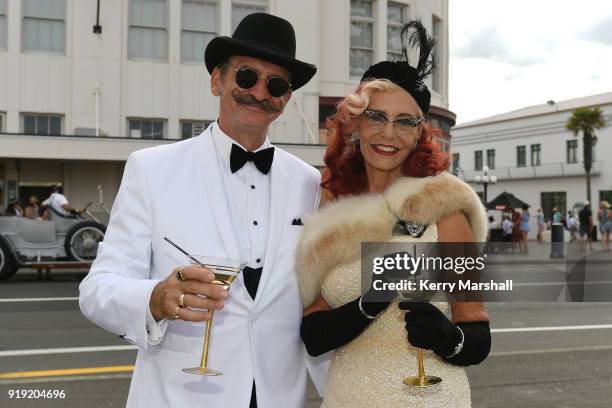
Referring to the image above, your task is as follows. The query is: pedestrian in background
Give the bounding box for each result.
[519,204,530,254]
[578,201,593,252]
[511,208,521,254]
[567,211,578,242]
[597,201,612,252]
[552,207,562,224]
[502,214,514,253]
[487,215,497,239]
[536,208,545,243]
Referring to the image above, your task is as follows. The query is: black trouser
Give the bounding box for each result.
[243,267,262,408]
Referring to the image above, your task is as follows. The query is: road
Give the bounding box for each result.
[1,258,612,407]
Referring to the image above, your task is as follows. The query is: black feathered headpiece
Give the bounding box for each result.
[360,20,436,113]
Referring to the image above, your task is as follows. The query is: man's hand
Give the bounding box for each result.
[149,266,229,322]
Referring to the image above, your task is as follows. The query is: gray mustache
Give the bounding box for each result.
[232,91,281,113]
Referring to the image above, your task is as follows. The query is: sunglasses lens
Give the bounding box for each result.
[235,68,258,89]
[267,77,290,97]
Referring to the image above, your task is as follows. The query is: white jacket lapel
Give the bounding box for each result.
[196,129,241,260]
[252,154,289,307]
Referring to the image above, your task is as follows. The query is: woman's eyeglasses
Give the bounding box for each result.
[363,109,423,136]
[230,64,292,98]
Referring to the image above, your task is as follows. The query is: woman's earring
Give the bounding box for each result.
[349,132,360,145]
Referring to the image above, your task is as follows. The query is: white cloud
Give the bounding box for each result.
[582,15,612,46]
[449,0,612,124]
[454,27,543,66]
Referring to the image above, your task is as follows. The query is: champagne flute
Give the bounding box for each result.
[182,255,246,376]
[385,244,442,387]
[397,289,442,387]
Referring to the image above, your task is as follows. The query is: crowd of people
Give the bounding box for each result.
[486,200,612,253]
[485,204,531,254]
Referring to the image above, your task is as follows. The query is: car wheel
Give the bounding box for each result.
[0,237,18,280]
[64,222,106,262]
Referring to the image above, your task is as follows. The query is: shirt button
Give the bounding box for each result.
[253,220,258,226]
[251,185,255,189]
[256,258,261,263]
[250,314,258,323]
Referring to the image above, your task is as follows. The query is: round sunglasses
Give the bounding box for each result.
[230,64,292,97]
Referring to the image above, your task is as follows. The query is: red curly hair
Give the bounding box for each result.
[322,80,449,198]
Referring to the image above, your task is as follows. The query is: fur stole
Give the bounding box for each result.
[296,172,487,306]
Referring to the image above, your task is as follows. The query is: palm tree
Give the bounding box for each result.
[566,107,606,204]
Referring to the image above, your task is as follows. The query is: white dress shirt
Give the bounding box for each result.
[210,121,272,269]
[146,122,272,343]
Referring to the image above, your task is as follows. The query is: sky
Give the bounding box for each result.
[449,0,612,124]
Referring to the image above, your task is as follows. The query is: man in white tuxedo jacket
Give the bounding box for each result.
[79,13,323,408]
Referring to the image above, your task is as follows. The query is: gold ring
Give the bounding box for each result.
[176,267,186,281]
[178,294,186,308]
[172,306,181,320]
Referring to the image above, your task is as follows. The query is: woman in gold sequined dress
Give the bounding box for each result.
[297,21,491,408]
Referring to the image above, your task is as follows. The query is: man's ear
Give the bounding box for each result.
[211,68,222,96]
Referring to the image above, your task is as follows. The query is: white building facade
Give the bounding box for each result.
[0,0,450,216]
[452,92,612,238]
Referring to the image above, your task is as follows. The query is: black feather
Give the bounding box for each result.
[401,20,436,81]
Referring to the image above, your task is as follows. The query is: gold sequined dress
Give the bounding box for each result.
[296,173,488,408]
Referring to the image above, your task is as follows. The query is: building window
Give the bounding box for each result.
[452,153,460,175]
[0,111,5,132]
[22,0,65,53]
[541,192,566,223]
[486,149,495,169]
[128,0,168,61]
[181,120,212,139]
[128,118,166,139]
[232,0,267,31]
[531,143,541,166]
[517,145,526,167]
[387,2,407,60]
[600,190,612,205]
[431,15,442,92]
[567,140,578,164]
[182,0,218,63]
[22,113,62,135]
[474,150,483,171]
[0,0,7,50]
[350,0,375,77]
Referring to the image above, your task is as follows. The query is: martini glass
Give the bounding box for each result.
[182,255,246,376]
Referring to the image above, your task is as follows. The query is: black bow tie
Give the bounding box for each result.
[230,144,275,175]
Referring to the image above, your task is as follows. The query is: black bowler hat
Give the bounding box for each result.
[205,13,317,91]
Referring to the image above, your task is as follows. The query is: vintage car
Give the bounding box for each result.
[0,201,106,280]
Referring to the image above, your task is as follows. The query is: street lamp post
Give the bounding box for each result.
[474,166,497,203]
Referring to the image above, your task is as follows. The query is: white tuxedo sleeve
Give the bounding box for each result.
[79,152,164,350]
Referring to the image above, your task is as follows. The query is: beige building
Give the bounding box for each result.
[451,92,612,237]
[0,0,451,217]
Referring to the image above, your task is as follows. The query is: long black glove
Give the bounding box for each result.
[399,301,491,366]
[301,254,403,357]
[301,298,373,357]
